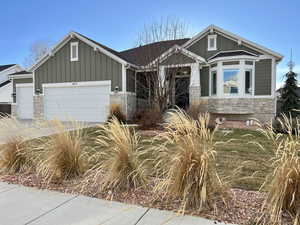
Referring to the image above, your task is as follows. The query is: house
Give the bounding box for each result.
[0,64,23,103]
[11,25,283,122]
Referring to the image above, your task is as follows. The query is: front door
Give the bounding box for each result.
[175,77,190,109]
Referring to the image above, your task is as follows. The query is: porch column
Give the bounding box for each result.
[189,63,201,105]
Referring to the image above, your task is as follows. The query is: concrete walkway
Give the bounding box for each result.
[0,182,234,225]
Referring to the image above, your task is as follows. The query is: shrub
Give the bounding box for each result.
[134,108,163,130]
[0,117,36,173]
[186,104,202,120]
[37,120,88,183]
[108,104,126,123]
[153,109,228,211]
[87,117,148,192]
[257,115,300,224]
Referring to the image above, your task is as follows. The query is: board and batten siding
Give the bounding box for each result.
[187,33,260,60]
[255,59,272,95]
[34,38,122,94]
[126,69,136,92]
[200,67,209,96]
[13,78,33,103]
[161,52,196,65]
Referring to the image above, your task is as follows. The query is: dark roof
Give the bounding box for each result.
[9,70,32,76]
[0,80,10,88]
[75,32,190,66]
[0,64,16,72]
[208,50,257,60]
[119,39,190,66]
[74,32,129,62]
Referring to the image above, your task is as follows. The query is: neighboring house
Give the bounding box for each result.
[0,64,23,103]
[11,25,283,122]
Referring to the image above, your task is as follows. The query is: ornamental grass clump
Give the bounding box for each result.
[37,120,88,183]
[86,117,148,192]
[257,114,300,225]
[0,117,36,173]
[154,109,228,211]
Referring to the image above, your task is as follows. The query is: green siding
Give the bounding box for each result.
[187,33,260,60]
[161,52,196,65]
[255,59,272,95]
[126,69,136,92]
[12,78,33,103]
[200,67,209,96]
[34,38,122,93]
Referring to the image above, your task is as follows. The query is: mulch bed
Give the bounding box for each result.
[0,172,269,225]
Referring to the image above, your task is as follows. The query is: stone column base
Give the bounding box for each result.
[33,95,44,120]
[11,104,17,118]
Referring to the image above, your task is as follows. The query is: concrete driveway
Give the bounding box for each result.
[0,182,234,225]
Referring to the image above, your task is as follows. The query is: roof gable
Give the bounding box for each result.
[0,64,16,72]
[182,25,283,61]
[29,31,133,72]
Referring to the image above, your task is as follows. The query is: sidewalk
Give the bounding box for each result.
[0,182,234,225]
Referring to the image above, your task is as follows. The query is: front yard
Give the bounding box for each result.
[0,116,293,225]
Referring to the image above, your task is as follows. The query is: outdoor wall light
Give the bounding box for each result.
[114,86,119,93]
[11,92,16,98]
[36,89,41,94]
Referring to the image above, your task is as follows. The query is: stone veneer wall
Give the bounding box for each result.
[11,104,17,117]
[189,86,201,105]
[33,95,44,120]
[207,98,275,123]
[110,92,136,120]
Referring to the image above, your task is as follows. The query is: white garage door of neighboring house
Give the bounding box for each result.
[43,81,111,122]
[16,84,33,119]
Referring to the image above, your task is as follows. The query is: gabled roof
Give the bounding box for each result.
[0,64,16,72]
[119,39,190,66]
[29,31,136,72]
[182,25,283,61]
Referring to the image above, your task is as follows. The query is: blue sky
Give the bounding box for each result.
[1,0,299,88]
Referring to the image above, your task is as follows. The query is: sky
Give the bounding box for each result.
[1,0,299,89]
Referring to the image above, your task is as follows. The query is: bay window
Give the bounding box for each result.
[210,70,217,95]
[209,60,255,97]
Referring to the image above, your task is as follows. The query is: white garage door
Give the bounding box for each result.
[44,81,111,122]
[16,84,33,119]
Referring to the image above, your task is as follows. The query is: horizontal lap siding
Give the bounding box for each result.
[34,38,122,94]
[255,59,272,95]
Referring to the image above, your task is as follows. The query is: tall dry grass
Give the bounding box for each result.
[257,114,300,224]
[83,117,148,192]
[153,109,228,211]
[36,120,89,183]
[0,117,37,173]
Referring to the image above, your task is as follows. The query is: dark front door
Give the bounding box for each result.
[175,77,190,109]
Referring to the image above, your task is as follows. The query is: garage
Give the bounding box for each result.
[43,81,111,122]
[16,84,34,119]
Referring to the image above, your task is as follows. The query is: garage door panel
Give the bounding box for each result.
[16,86,33,119]
[44,83,110,122]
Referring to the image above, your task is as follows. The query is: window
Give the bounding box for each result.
[207,35,217,51]
[211,71,217,95]
[70,42,78,61]
[223,69,239,94]
[245,69,253,94]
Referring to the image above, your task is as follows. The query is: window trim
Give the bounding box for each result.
[209,59,256,98]
[70,42,79,62]
[207,35,217,51]
[244,69,253,95]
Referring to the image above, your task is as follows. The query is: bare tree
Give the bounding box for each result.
[23,40,50,68]
[133,17,191,113]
